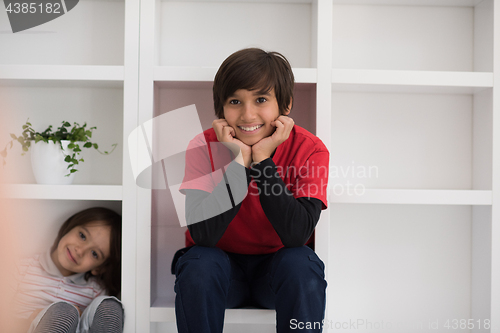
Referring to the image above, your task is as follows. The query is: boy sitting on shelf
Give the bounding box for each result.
[173,48,329,333]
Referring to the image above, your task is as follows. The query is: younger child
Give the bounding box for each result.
[11,207,123,333]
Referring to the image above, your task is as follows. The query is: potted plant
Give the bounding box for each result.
[1,119,117,185]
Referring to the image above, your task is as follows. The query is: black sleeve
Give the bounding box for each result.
[250,158,323,247]
[185,161,251,247]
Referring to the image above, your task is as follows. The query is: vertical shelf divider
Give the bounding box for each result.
[490,0,500,330]
[315,1,333,332]
[123,0,141,332]
[137,0,157,332]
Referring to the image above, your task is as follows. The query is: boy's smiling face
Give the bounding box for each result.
[223,88,290,146]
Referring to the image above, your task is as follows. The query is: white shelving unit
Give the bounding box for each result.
[138,1,499,333]
[2,0,499,332]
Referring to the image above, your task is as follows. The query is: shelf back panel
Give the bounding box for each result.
[157,2,314,68]
[331,91,475,190]
[0,1,124,66]
[332,4,482,72]
[329,204,472,329]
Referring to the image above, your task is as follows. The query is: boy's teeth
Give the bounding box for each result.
[240,125,262,131]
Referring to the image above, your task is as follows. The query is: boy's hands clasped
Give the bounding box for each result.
[212,115,294,168]
[251,115,294,163]
[213,119,253,168]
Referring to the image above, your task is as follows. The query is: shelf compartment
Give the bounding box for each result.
[149,81,317,308]
[331,1,493,72]
[0,84,124,185]
[154,67,317,84]
[153,1,316,68]
[329,204,489,326]
[329,189,492,205]
[0,184,122,200]
[150,299,275,324]
[330,90,492,190]
[1,199,122,258]
[331,69,493,94]
[0,1,125,66]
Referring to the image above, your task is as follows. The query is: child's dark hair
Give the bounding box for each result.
[51,207,122,296]
[213,48,294,119]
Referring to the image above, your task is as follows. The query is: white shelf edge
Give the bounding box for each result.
[331,0,483,6]
[332,69,493,93]
[153,66,216,82]
[153,66,316,84]
[162,0,313,3]
[160,0,480,4]
[0,65,125,81]
[149,306,275,324]
[0,184,123,201]
[329,189,492,205]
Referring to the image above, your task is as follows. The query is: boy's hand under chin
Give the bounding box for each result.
[213,119,253,168]
[252,115,294,164]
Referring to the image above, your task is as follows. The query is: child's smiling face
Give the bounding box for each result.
[51,222,111,277]
[223,88,290,146]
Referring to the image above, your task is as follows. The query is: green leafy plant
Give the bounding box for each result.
[1,119,117,176]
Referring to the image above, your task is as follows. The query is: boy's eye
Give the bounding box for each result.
[79,232,86,241]
[229,99,240,105]
[91,250,99,260]
[256,97,267,103]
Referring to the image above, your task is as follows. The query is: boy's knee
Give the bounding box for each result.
[175,246,231,286]
[271,246,326,287]
[176,246,229,272]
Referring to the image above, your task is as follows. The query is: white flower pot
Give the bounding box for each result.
[30,140,76,185]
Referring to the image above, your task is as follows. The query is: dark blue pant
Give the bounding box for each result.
[174,246,327,333]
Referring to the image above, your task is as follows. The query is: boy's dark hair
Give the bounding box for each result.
[51,207,122,297]
[213,48,294,119]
